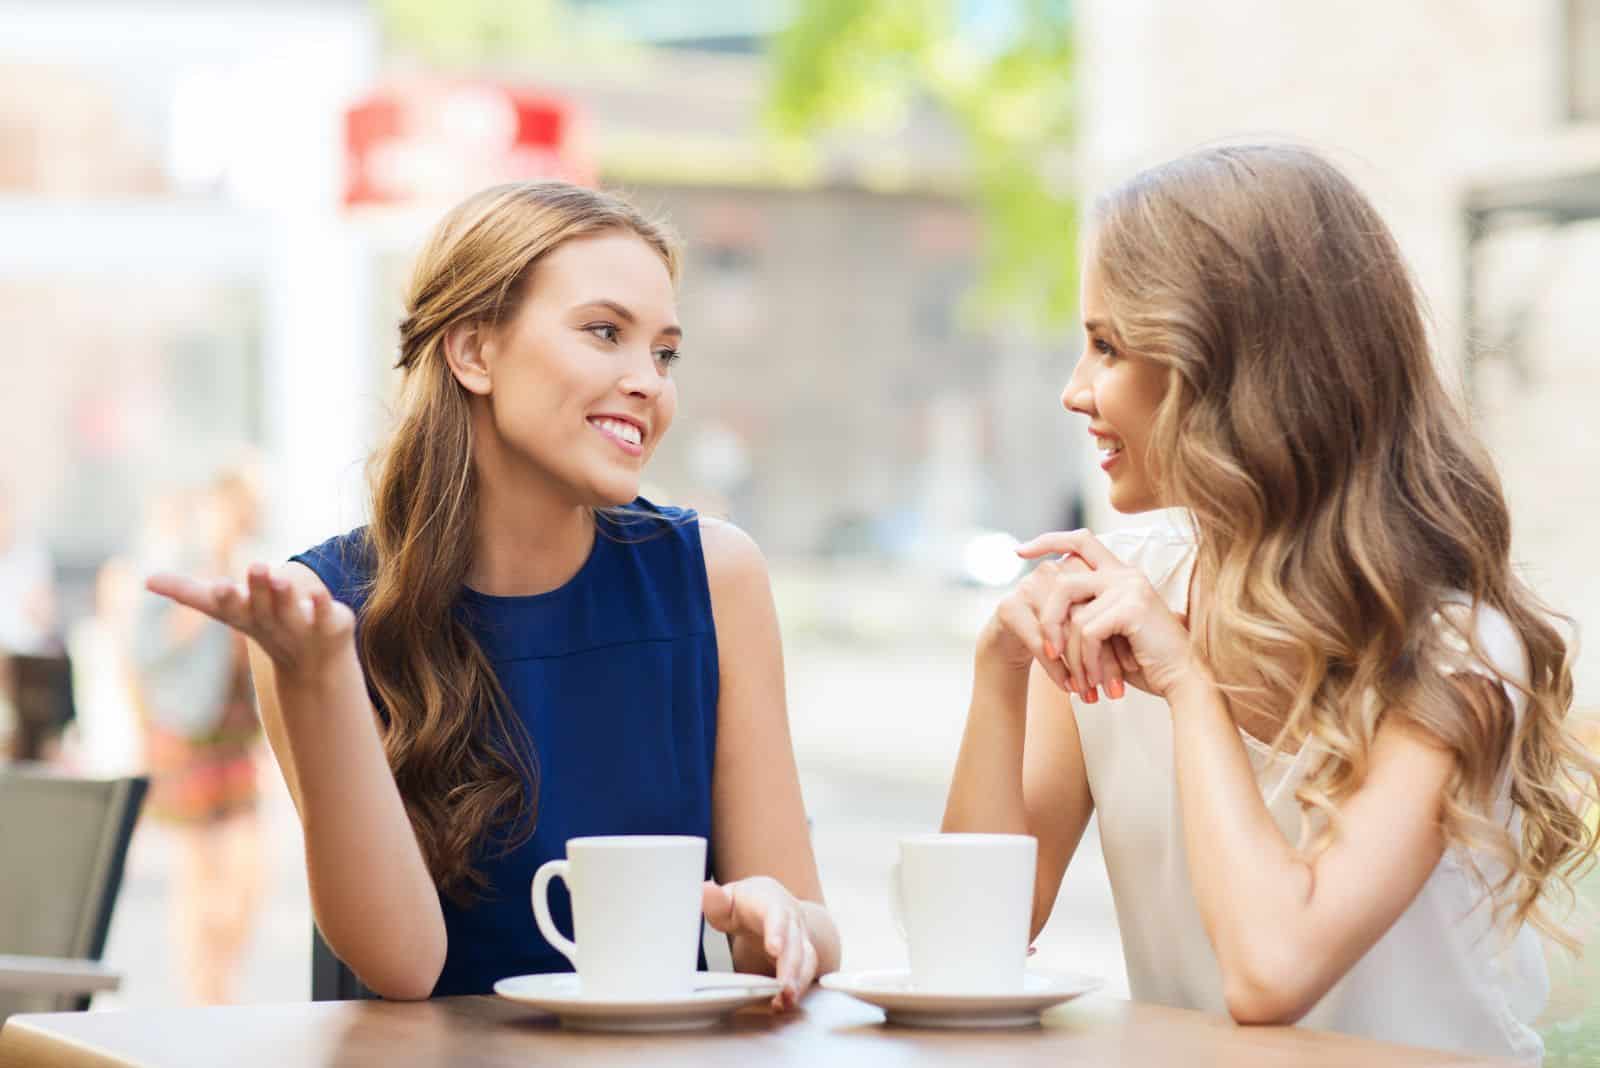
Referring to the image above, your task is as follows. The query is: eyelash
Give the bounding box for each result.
[585,322,681,366]
[1093,337,1118,361]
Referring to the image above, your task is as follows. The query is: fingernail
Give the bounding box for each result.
[1109,679,1125,699]
[1044,641,1057,660]
[1085,688,1099,704]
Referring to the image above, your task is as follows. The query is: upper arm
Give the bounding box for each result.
[699,517,824,903]
[1248,716,1457,1019]
[246,560,332,816]
[1022,661,1095,937]
[1259,607,1525,1014]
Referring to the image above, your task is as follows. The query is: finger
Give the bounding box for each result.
[212,578,248,625]
[1065,603,1095,702]
[1078,600,1130,680]
[1016,529,1124,570]
[1080,611,1107,693]
[1112,636,1140,678]
[763,899,786,960]
[1101,634,1126,699]
[997,600,1071,692]
[700,881,738,933]
[776,915,803,998]
[266,570,298,626]
[1036,577,1099,682]
[245,564,279,632]
[145,573,223,617]
[308,587,339,633]
[261,565,300,631]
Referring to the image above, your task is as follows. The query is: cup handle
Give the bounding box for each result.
[888,859,909,944]
[531,859,578,967]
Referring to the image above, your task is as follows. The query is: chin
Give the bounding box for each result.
[587,475,642,508]
[1108,485,1158,514]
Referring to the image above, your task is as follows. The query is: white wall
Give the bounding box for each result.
[1075,0,1600,703]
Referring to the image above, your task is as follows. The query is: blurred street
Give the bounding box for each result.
[94,629,1130,1009]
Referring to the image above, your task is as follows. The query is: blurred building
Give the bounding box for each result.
[1077,0,1600,705]
[0,0,1073,620]
[0,0,378,610]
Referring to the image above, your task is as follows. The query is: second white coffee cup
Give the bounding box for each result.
[531,835,706,999]
[892,832,1037,994]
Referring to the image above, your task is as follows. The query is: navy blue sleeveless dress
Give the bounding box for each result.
[290,499,719,996]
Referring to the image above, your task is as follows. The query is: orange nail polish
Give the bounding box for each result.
[1109,679,1125,699]
[1044,641,1057,660]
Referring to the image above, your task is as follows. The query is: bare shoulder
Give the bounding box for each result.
[697,515,771,595]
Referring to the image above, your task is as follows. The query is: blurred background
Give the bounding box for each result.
[0,0,1596,1050]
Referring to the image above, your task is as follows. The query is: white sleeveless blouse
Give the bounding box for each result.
[1075,520,1548,1061]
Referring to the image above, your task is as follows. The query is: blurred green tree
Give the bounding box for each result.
[374,0,633,64]
[769,0,1078,330]
[375,0,1077,328]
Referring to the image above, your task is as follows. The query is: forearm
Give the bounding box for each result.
[1167,675,1312,998]
[275,659,446,999]
[942,657,1032,836]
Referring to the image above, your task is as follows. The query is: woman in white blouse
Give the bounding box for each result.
[944,143,1599,1061]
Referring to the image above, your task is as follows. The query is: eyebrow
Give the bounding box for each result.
[577,299,683,339]
[1083,317,1108,334]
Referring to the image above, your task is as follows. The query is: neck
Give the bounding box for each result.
[465,423,597,597]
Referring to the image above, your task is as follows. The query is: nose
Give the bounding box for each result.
[1061,353,1094,416]
[617,348,665,401]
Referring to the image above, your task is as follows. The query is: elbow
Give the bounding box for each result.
[367,972,435,1002]
[1219,944,1318,1027]
[333,926,446,1002]
[360,949,444,1001]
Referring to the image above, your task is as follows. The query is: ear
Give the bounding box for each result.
[442,322,494,396]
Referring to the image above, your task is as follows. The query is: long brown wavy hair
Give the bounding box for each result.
[361,181,681,903]
[1091,143,1600,948]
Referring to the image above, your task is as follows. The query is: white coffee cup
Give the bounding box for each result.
[891,833,1036,994]
[531,835,706,998]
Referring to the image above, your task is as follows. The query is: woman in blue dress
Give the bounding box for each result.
[147,181,841,1006]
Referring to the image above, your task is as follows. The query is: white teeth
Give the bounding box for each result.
[591,418,642,446]
[1095,438,1124,459]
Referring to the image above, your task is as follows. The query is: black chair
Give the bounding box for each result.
[0,768,147,1021]
[311,928,375,1001]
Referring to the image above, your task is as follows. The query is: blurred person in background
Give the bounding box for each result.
[145,181,840,1005]
[0,482,61,759]
[945,144,1600,1060]
[130,466,266,1004]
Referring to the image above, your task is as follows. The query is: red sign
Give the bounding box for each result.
[344,81,593,208]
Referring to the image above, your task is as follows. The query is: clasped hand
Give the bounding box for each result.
[982,530,1199,701]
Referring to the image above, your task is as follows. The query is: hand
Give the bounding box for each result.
[1014,530,1200,701]
[701,877,818,1012]
[145,563,354,683]
[980,541,1134,701]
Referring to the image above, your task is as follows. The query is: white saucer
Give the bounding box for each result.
[820,968,1101,1029]
[493,972,783,1032]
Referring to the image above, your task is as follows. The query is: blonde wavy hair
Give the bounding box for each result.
[1091,143,1600,948]
[363,181,680,902]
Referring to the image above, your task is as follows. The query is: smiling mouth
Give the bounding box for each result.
[588,416,643,448]
[1095,437,1124,464]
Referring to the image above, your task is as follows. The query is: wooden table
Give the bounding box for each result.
[0,991,1514,1067]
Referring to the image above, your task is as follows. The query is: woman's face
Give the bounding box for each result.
[469,231,681,508]
[1062,250,1170,514]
